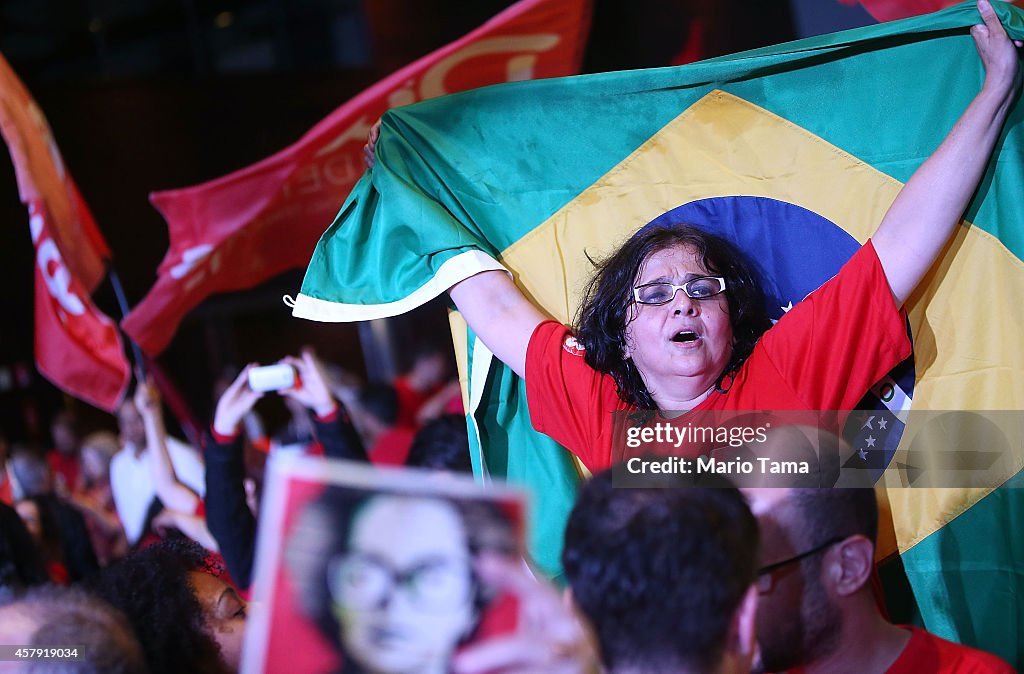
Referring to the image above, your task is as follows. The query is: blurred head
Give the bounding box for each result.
[80,431,120,488]
[50,410,81,456]
[563,469,759,673]
[116,400,145,449]
[89,538,243,674]
[358,384,400,433]
[289,488,516,674]
[407,347,449,391]
[0,584,147,673]
[743,487,878,672]
[335,497,475,674]
[9,449,53,498]
[575,223,771,409]
[405,415,472,474]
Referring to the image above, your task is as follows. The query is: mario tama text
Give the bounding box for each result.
[625,455,810,476]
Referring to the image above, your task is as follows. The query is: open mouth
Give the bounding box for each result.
[671,330,699,343]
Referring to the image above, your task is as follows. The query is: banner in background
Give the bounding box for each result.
[122,0,592,355]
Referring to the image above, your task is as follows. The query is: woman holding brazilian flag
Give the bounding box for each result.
[295,0,1024,665]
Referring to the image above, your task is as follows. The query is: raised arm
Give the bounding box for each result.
[873,0,1021,306]
[135,377,202,514]
[448,270,547,379]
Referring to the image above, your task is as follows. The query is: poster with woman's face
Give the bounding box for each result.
[241,454,527,674]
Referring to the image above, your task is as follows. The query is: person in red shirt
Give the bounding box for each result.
[393,346,450,428]
[744,485,1014,674]
[46,410,81,496]
[431,0,1021,473]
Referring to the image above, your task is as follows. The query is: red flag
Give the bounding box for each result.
[0,53,130,412]
[122,0,592,355]
[0,54,110,291]
[852,0,1023,21]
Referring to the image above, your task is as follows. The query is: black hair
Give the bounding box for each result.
[405,415,472,473]
[286,487,517,663]
[87,538,231,674]
[357,384,400,427]
[789,488,879,548]
[574,223,772,409]
[23,494,99,583]
[0,501,47,590]
[563,468,759,673]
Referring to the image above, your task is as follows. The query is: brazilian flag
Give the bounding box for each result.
[293,1,1024,664]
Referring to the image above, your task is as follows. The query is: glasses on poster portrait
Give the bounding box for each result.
[327,551,474,612]
[632,276,727,305]
[755,535,846,594]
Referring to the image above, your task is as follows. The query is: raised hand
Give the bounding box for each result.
[212,365,264,437]
[133,374,162,420]
[279,349,338,417]
[363,119,381,169]
[452,554,598,674]
[972,0,1022,95]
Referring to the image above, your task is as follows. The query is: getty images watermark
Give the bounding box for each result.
[609,410,1024,488]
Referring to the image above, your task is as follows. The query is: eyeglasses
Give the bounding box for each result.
[755,536,846,594]
[327,552,473,612]
[632,277,727,305]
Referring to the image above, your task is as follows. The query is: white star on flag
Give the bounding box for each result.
[861,415,875,430]
[858,448,868,461]
[865,435,876,448]
[877,418,887,430]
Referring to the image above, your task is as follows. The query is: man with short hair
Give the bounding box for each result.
[746,487,1014,673]
[563,470,759,674]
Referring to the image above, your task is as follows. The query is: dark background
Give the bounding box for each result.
[0,0,875,443]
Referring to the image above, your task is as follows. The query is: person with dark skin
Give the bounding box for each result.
[89,537,246,674]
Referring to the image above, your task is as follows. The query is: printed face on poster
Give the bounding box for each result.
[242,455,527,674]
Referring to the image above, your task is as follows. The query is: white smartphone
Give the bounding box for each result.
[247,363,296,392]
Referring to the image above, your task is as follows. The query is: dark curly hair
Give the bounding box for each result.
[574,223,772,409]
[87,537,231,674]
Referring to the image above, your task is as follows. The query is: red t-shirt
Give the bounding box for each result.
[525,240,912,472]
[369,427,417,466]
[394,376,441,428]
[886,627,1013,673]
[47,450,80,493]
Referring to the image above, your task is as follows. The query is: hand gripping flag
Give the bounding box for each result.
[0,53,130,412]
[294,1,1024,663]
[121,0,592,355]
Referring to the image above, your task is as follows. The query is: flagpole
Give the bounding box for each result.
[107,265,147,379]
[107,262,204,446]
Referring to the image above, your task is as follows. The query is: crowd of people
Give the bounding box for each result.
[0,0,1020,671]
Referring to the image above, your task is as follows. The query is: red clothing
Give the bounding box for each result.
[886,626,1013,673]
[394,376,441,428]
[47,450,80,493]
[369,427,417,466]
[525,241,912,471]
